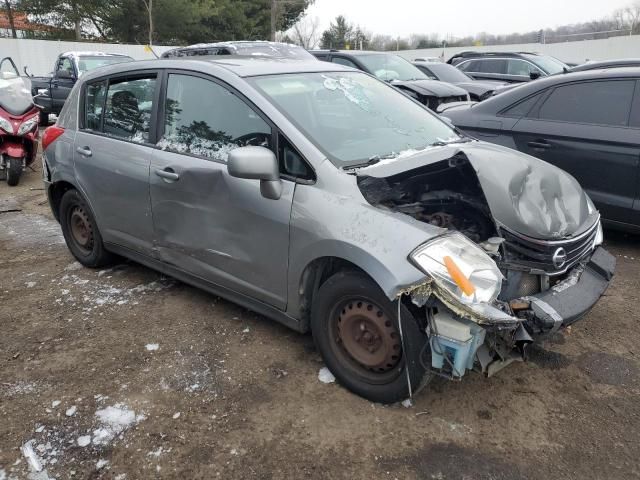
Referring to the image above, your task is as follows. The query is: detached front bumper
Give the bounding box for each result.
[524,247,615,332]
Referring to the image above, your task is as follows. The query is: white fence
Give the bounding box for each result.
[3,33,640,76]
[0,38,174,76]
[395,35,640,65]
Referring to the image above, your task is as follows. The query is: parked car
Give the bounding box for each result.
[567,58,640,73]
[413,56,442,63]
[311,50,469,110]
[29,52,134,125]
[161,41,315,60]
[440,67,640,233]
[42,57,613,403]
[447,51,568,84]
[412,60,507,101]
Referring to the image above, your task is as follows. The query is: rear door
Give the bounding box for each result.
[459,59,510,82]
[512,79,640,225]
[74,71,159,256]
[149,71,295,309]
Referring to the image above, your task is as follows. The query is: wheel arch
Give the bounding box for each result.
[48,180,77,221]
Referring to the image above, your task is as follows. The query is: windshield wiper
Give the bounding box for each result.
[343,153,400,170]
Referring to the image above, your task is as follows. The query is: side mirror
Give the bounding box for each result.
[529,71,541,80]
[227,146,282,200]
[57,69,74,80]
[440,115,454,126]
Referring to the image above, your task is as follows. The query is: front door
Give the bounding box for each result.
[149,72,294,309]
[74,73,158,256]
[512,79,640,225]
[51,56,76,113]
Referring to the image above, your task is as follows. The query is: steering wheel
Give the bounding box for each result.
[232,132,270,147]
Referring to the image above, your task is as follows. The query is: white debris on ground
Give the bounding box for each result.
[50,401,60,408]
[172,412,181,419]
[92,404,145,446]
[64,261,82,271]
[2,381,39,396]
[96,459,110,470]
[0,467,6,480]
[65,406,77,417]
[318,367,336,384]
[145,344,159,351]
[26,281,36,288]
[77,435,91,447]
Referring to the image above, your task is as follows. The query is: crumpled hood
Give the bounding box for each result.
[454,80,504,97]
[391,79,467,98]
[357,141,595,240]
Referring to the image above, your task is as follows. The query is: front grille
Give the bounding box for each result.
[500,219,599,275]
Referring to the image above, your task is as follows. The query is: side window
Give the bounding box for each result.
[159,74,271,162]
[279,134,314,180]
[507,59,541,76]
[479,59,506,74]
[58,57,74,75]
[458,60,479,72]
[501,92,543,117]
[103,76,156,143]
[416,65,437,79]
[331,56,359,69]
[538,81,635,126]
[314,54,329,61]
[84,80,107,130]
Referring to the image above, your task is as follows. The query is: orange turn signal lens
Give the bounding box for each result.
[443,255,476,296]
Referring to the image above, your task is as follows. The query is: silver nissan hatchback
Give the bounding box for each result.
[42,57,614,403]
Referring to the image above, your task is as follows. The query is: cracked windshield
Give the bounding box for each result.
[252,71,460,166]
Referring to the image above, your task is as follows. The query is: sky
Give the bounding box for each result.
[305,0,633,39]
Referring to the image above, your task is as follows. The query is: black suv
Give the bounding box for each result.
[447,51,568,84]
[311,50,469,111]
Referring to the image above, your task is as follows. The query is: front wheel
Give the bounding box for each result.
[311,271,428,403]
[59,189,115,268]
[6,156,23,186]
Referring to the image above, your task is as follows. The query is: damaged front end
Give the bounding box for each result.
[357,145,615,380]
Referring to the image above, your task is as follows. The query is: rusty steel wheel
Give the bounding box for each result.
[69,205,94,254]
[336,300,402,373]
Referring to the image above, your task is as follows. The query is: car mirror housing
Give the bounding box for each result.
[529,71,541,80]
[227,146,282,200]
[57,70,75,80]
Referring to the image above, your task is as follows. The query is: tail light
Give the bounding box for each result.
[42,125,65,151]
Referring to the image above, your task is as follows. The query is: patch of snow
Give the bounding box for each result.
[26,281,37,288]
[92,404,145,445]
[0,467,6,480]
[242,327,250,333]
[145,343,159,351]
[2,381,38,396]
[401,399,413,408]
[77,435,91,447]
[172,412,180,419]
[318,367,335,384]
[65,406,77,417]
[51,401,60,408]
[64,262,82,271]
[96,459,110,470]
[22,441,42,472]
[35,425,45,433]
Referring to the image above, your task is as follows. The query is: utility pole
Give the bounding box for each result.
[270,0,277,41]
[142,0,153,45]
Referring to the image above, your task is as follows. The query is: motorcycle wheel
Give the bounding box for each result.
[6,157,23,186]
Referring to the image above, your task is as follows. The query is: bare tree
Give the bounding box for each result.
[3,0,16,38]
[623,2,640,33]
[141,0,153,45]
[290,14,319,49]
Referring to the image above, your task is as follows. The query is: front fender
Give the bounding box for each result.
[286,177,442,317]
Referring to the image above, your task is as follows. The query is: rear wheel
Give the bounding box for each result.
[311,271,428,403]
[59,189,115,268]
[6,156,23,186]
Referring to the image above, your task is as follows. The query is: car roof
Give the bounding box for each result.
[570,59,640,72]
[473,66,640,111]
[450,51,541,59]
[61,51,132,58]
[78,57,353,82]
[161,41,311,58]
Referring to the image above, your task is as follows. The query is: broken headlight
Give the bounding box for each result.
[410,232,504,305]
[0,116,13,134]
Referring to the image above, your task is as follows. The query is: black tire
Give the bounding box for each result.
[39,111,49,126]
[6,157,23,186]
[59,189,115,268]
[311,271,428,404]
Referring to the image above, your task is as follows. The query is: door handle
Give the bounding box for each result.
[76,146,92,157]
[527,140,551,149]
[155,168,180,182]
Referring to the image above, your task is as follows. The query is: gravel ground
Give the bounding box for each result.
[1,161,639,480]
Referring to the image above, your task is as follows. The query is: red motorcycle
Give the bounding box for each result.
[0,57,40,186]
